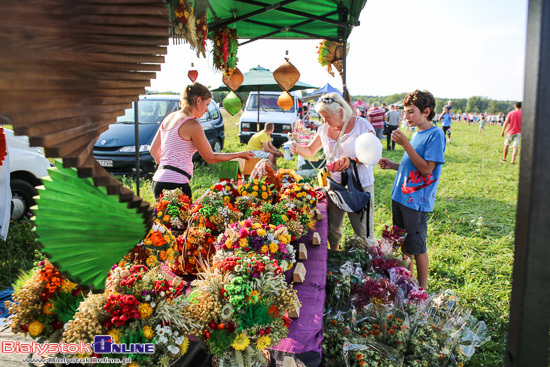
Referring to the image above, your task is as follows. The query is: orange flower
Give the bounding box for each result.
[42,302,54,315]
[159,251,167,261]
[150,231,165,247]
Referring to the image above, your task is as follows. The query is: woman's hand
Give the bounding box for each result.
[240,151,256,160]
[289,141,298,154]
[327,156,351,172]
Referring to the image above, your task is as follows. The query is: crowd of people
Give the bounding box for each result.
[150,82,521,291]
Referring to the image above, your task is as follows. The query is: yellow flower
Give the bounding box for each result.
[163,215,171,223]
[60,280,78,293]
[261,245,269,253]
[252,223,262,229]
[239,238,248,248]
[242,192,249,197]
[28,321,44,337]
[225,239,233,249]
[179,336,190,355]
[166,248,175,261]
[142,326,155,340]
[253,185,259,191]
[257,229,266,236]
[224,196,231,203]
[256,335,271,350]
[261,185,266,190]
[108,328,122,344]
[138,303,153,319]
[164,234,171,243]
[42,301,54,315]
[146,255,158,267]
[261,192,268,200]
[269,242,278,253]
[225,186,231,191]
[251,191,258,197]
[281,215,288,222]
[159,250,167,261]
[231,333,250,351]
[253,179,259,185]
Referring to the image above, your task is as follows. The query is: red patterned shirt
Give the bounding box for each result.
[368,107,385,129]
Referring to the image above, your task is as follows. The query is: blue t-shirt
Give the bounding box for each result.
[441,113,453,127]
[391,127,446,212]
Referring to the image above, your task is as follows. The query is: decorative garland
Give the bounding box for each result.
[212,26,239,75]
[317,39,349,78]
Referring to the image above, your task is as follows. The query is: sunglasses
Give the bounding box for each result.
[321,98,341,106]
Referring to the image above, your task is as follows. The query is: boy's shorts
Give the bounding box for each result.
[504,133,521,148]
[392,200,428,255]
[252,150,270,159]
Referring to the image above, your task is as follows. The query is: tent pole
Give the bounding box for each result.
[257,86,260,130]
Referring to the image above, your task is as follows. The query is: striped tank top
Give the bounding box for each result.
[152,116,197,184]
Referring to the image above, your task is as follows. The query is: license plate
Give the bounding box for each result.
[97,159,113,167]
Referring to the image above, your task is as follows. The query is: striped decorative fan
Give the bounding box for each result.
[33,160,149,291]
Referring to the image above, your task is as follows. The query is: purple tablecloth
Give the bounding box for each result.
[271,199,327,355]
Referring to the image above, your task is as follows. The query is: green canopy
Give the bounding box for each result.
[211,65,317,92]
[206,0,368,44]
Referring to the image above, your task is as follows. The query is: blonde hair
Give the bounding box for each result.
[314,92,352,123]
[181,82,212,108]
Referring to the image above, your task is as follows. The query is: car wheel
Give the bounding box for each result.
[10,178,37,220]
[212,139,223,153]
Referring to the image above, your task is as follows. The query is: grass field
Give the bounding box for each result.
[0,111,518,365]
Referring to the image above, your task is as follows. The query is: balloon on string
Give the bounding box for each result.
[355,133,383,166]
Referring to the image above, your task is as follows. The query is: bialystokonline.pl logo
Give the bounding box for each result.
[2,335,154,364]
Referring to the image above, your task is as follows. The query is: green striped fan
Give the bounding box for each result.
[33,160,149,291]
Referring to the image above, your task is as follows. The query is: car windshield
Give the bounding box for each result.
[246,94,295,113]
[116,100,174,124]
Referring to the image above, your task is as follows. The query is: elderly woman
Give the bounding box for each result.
[290,92,376,250]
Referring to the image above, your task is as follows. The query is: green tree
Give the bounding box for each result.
[466,96,489,113]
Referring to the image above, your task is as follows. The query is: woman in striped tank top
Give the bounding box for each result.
[150,83,254,199]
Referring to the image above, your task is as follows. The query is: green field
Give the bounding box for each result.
[1,111,518,365]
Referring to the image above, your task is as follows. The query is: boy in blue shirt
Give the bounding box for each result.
[379,90,446,290]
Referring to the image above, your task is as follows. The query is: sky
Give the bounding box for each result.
[149,0,529,101]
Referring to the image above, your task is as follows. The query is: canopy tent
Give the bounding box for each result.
[301,83,342,101]
[206,0,368,44]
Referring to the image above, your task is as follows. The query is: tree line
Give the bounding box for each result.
[352,93,518,115]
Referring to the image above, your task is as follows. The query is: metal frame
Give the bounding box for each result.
[506,0,550,365]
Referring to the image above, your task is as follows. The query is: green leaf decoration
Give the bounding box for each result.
[222,91,243,116]
[33,160,148,291]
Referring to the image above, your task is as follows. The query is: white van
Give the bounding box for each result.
[5,129,51,220]
[238,91,301,147]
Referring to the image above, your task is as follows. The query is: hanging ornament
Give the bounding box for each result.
[273,58,300,91]
[222,67,243,91]
[211,26,239,75]
[223,91,243,116]
[317,39,349,78]
[188,69,198,82]
[277,91,294,111]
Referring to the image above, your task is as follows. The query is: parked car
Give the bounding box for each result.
[238,91,301,148]
[5,129,52,220]
[93,94,225,174]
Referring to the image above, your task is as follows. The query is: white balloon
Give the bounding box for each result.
[355,133,383,166]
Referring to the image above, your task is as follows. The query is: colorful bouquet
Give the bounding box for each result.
[236,178,275,204]
[120,220,178,270]
[249,200,313,241]
[154,188,194,233]
[276,169,303,185]
[172,227,216,275]
[280,182,318,207]
[215,219,296,271]
[185,254,299,366]
[249,159,281,191]
[7,261,82,342]
[380,225,407,251]
[197,181,243,235]
[212,26,238,75]
[64,264,197,366]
